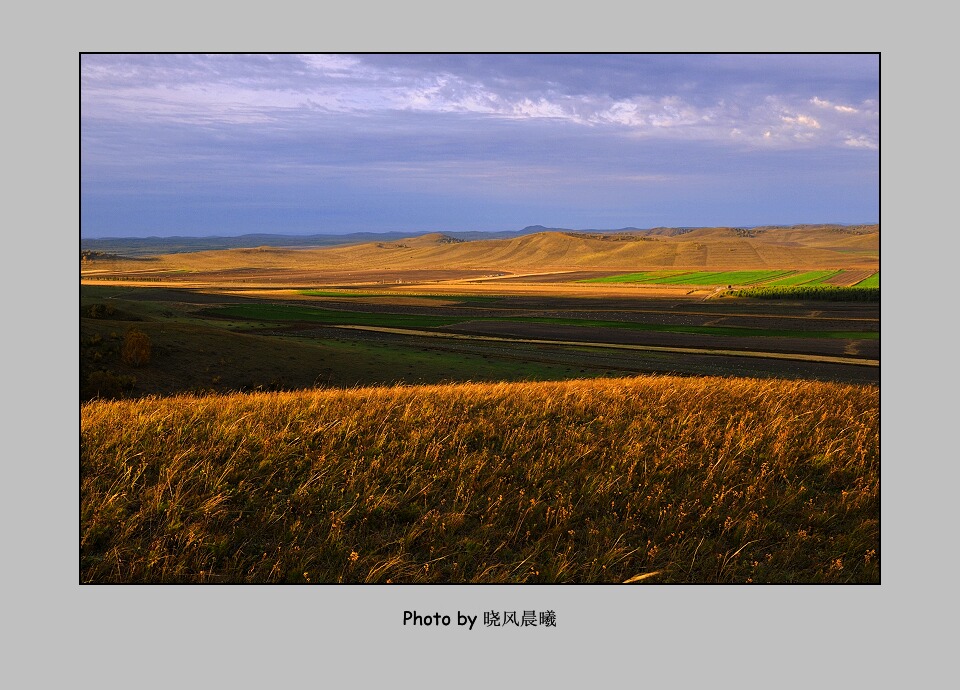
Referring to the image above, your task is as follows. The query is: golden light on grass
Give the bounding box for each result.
[81,374,879,584]
[623,571,662,583]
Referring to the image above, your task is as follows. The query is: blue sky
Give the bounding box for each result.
[80,54,879,238]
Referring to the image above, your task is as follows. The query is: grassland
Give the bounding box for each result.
[80,226,881,584]
[81,375,879,584]
[81,281,879,402]
[80,225,879,279]
[202,303,464,329]
[81,287,630,399]
[202,303,878,341]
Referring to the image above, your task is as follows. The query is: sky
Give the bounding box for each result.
[80,53,879,238]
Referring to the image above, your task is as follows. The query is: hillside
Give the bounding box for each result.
[83,224,879,275]
[81,374,879,584]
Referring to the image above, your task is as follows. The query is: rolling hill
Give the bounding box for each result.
[83,224,878,274]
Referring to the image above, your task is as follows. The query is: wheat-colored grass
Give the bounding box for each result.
[81,375,879,583]
[81,227,879,277]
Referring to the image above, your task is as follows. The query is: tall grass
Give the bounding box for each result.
[732,286,880,301]
[81,375,879,583]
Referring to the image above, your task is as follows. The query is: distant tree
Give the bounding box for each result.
[121,329,151,367]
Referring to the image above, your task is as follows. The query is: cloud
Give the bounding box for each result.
[82,54,878,150]
[781,114,821,129]
[811,96,859,114]
[843,135,878,149]
[81,54,879,236]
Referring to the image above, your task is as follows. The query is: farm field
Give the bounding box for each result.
[81,281,879,400]
[581,269,878,288]
[80,225,880,583]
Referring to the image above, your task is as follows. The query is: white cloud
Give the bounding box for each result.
[598,101,646,127]
[844,135,877,149]
[82,56,878,153]
[510,97,570,119]
[300,54,363,76]
[811,96,858,114]
[781,114,821,129]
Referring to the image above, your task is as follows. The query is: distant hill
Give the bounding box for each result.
[80,228,542,257]
[81,223,878,259]
[85,224,879,273]
[81,232,423,257]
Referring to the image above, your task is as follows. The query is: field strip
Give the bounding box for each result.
[450,271,580,283]
[621,309,878,322]
[333,325,879,367]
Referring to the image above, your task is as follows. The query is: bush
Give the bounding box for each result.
[83,303,116,319]
[84,370,136,399]
[121,329,152,367]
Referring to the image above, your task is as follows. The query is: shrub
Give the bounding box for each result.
[83,303,116,319]
[84,370,136,399]
[121,329,152,367]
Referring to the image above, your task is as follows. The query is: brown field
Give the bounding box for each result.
[822,269,877,287]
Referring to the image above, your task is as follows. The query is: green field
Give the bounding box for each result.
[82,307,622,400]
[582,270,794,286]
[522,316,878,340]
[202,304,464,329]
[580,269,878,289]
[81,283,879,402]
[204,303,878,340]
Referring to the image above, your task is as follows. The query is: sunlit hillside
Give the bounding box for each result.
[81,225,879,275]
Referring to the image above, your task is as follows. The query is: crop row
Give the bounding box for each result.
[854,273,879,288]
[732,286,880,301]
[581,270,879,288]
[582,270,794,286]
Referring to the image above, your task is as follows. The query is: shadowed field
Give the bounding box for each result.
[80,283,879,400]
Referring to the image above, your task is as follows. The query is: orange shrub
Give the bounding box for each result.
[121,329,151,367]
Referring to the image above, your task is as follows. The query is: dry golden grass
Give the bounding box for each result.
[81,227,879,280]
[81,375,879,584]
